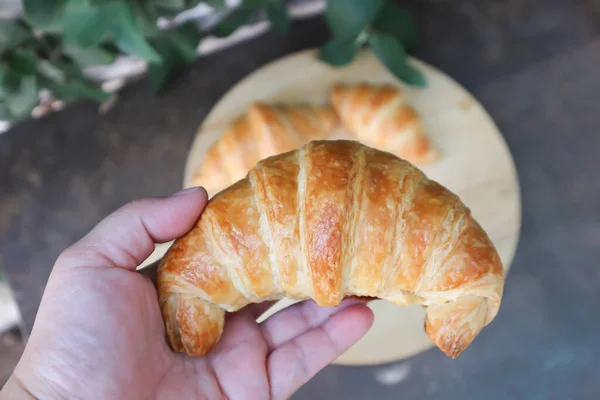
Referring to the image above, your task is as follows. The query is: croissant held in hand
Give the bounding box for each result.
[158,140,504,358]
[192,102,339,195]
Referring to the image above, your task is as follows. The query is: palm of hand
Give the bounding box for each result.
[27,265,368,400]
[8,190,372,400]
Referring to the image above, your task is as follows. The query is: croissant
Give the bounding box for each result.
[158,140,504,359]
[331,82,439,165]
[192,102,339,194]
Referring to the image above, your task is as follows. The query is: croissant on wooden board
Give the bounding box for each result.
[192,102,339,195]
[158,140,504,359]
[331,82,439,165]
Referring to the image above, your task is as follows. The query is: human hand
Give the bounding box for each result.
[1,187,374,400]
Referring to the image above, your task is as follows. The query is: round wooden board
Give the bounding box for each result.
[149,48,522,366]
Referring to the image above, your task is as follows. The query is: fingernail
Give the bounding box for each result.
[171,186,201,197]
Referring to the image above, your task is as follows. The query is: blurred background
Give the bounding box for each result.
[1,0,600,398]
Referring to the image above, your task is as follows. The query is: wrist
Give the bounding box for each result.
[2,357,70,400]
[1,375,37,400]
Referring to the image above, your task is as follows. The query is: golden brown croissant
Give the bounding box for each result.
[158,140,504,359]
[331,82,439,165]
[192,102,339,194]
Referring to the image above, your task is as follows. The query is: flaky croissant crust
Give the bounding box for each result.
[331,82,439,165]
[192,102,339,195]
[158,140,504,358]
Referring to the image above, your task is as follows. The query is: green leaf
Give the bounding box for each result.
[0,21,32,54]
[242,0,269,7]
[37,61,67,83]
[325,0,385,40]
[372,3,417,50]
[147,39,179,94]
[213,8,256,37]
[368,31,426,87]
[52,58,85,79]
[0,103,14,122]
[62,80,110,102]
[23,0,68,27]
[116,28,161,63]
[203,0,228,10]
[133,3,161,37]
[0,64,11,99]
[143,0,202,19]
[155,0,186,9]
[267,1,290,34]
[1,69,22,93]
[10,49,39,76]
[36,76,65,99]
[153,0,186,14]
[211,0,268,38]
[146,23,202,93]
[318,38,359,67]
[41,59,101,103]
[6,76,38,119]
[62,6,109,47]
[64,45,118,67]
[62,1,160,63]
[165,24,202,64]
[40,74,110,102]
[148,62,176,95]
[110,1,161,62]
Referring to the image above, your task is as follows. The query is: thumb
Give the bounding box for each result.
[56,187,208,271]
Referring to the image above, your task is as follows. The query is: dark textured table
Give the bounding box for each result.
[2,0,600,398]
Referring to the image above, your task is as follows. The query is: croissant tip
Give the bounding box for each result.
[232,113,250,125]
[330,85,346,106]
[424,309,478,359]
[191,175,203,187]
[418,149,441,165]
[433,334,470,359]
[249,102,266,111]
[440,344,466,359]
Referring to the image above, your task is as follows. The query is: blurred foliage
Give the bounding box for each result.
[0,0,421,125]
[318,0,423,84]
